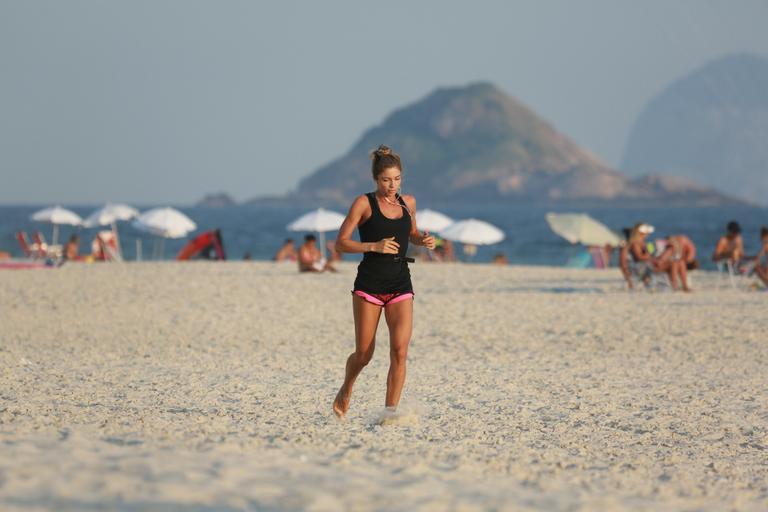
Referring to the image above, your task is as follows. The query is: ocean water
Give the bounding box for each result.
[1,204,766,269]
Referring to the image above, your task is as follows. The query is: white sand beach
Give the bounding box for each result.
[1,262,766,511]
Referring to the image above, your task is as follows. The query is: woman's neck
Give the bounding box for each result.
[376,191,399,205]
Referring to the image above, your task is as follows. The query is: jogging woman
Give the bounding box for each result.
[332,145,435,418]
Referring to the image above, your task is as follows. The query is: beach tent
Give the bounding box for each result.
[545,213,621,247]
[83,203,139,259]
[287,208,346,256]
[133,207,197,259]
[30,206,83,245]
[415,209,454,233]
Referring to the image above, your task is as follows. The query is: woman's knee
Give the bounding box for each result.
[390,344,408,365]
[354,346,375,366]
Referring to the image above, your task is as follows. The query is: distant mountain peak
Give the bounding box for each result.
[622,52,768,204]
[282,82,742,207]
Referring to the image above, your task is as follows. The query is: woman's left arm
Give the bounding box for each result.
[404,195,436,249]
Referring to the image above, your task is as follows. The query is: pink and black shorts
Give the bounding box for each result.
[352,290,414,306]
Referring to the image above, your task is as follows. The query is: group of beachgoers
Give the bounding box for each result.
[273,233,463,271]
[618,220,768,292]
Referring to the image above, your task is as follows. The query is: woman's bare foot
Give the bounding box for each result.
[333,385,351,418]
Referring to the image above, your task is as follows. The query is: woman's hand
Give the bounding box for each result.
[421,231,436,250]
[375,237,400,254]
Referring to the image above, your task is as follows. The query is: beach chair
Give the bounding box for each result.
[717,259,756,290]
[92,231,122,262]
[626,260,671,291]
[15,231,41,258]
[33,231,62,259]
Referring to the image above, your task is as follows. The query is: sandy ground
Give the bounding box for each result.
[0,261,766,511]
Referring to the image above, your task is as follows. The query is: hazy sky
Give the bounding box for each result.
[1,0,767,205]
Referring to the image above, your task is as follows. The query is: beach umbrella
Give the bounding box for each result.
[133,207,196,238]
[133,207,196,259]
[416,209,454,232]
[439,218,505,245]
[83,203,139,228]
[545,212,621,247]
[287,208,346,254]
[30,205,83,245]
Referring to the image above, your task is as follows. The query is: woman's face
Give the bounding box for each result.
[375,166,401,198]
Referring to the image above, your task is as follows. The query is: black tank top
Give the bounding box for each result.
[353,193,413,294]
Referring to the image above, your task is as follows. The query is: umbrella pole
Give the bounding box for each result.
[52,224,59,246]
[319,231,326,261]
[136,239,142,261]
[111,221,123,259]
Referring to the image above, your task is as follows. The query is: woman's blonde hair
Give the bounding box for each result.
[629,222,645,244]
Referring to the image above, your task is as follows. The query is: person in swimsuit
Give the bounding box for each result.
[273,238,297,262]
[331,145,435,418]
[655,234,698,292]
[627,223,654,287]
[755,226,768,287]
[618,228,632,288]
[298,234,335,273]
[713,221,744,265]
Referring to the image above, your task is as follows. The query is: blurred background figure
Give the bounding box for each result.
[63,233,81,261]
[713,221,744,265]
[273,238,297,262]
[298,234,335,273]
[492,253,508,265]
[754,226,768,288]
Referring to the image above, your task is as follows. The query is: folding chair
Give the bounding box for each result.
[717,259,755,290]
[32,231,62,259]
[92,231,122,262]
[15,231,40,258]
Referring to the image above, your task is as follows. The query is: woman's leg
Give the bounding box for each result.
[383,298,414,408]
[678,261,691,291]
[333,295,382,417]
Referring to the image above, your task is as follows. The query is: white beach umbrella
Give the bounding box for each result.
[416,209,454,233]
[287,208,346,232]
[30,205,83,245]
[133,207,197,260]
[83,203,139,228]
[439,218,505,245]
[287,208,346,254]
[133,207,196,239]
[545,212,621,247]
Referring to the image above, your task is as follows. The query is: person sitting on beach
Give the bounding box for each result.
[713,221,744,265]
[627,223,655,287]
[755,226,768,287]
[654,234,698,292]
[62,234,81,262]
[326,239,343,263]
[491,253,508,265]
[273,238,297,262]
[618,228,634,289]
[298,234,336,273]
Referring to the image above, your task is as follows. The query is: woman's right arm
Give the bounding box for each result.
[335,196,399,254]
